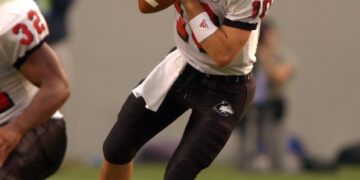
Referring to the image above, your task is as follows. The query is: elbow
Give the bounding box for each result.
[52,79,71,105]
[209,46,238,68]
[61,83,71,102]
[61,80,71,102]
[212,54,236,68]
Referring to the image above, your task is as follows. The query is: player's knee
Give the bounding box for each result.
[41,120,67,177]
[102,131,136,164]
[165,159,206,180]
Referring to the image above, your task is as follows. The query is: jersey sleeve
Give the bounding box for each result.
[1,3,49,69]
[224,0,273,31]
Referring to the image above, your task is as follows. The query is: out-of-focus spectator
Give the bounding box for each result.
[238,19,296,171]
[37,0,74,79]
[37,0,74,44]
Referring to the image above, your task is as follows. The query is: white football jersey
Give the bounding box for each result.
[174,0,273,75]
[0,0,62,125]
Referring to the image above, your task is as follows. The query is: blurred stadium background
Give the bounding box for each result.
[47,0,360,179]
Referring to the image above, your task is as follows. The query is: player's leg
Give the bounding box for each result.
[100,160,133,180]
[101,93,189,180]
[0,119,67,180]
[164,76,255,180]
[38,119,67,177]
[164,111,241,180]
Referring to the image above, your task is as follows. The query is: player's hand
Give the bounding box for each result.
[0,124,23,168]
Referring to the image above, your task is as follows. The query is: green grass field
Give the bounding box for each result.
[50,163,360,180]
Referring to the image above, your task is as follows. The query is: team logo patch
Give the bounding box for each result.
[213,100,234,117]
[200,20,209,29]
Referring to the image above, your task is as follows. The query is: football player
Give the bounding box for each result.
[0,0,70,179]
[101,0,273,179]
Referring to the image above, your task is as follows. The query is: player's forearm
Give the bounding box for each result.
[138,0,174,13]
[7,81,70,135]
[200,30,240,67]
[182,0,239,67]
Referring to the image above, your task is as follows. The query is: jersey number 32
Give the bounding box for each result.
[0,92,14,113]
[12,10,46,46]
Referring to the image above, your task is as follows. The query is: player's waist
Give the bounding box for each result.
[183,63,252,84]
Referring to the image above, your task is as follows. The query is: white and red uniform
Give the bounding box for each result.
[174,0,273,75]
[0,0,62,125]
[134,0,273,111]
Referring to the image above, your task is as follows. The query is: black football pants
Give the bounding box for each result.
[103,64,255,180]
[0,119,67,180]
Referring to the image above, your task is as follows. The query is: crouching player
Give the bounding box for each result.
[101,0,273,179]
[0,0,70,179]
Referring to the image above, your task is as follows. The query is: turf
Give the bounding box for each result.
[50,163,360,180]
